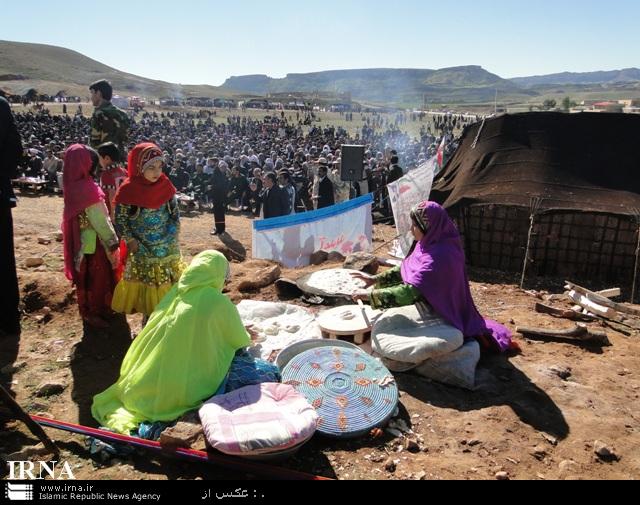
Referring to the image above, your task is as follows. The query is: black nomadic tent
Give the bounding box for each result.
[431,112,640,289]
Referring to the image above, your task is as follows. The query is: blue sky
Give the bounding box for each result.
[2,0,638,85]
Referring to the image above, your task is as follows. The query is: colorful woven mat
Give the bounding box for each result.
[281,346,398,439]
[276,339,360,370]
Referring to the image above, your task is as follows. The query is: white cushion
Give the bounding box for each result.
[414,340,481,390]
[372,304,464,364]
[372,304,480,390]
[199,383,318,457]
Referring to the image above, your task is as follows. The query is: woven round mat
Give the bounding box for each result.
[281,346,398,439]
[276,339,360,370]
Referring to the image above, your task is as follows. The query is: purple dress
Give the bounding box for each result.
[400,202,512,352]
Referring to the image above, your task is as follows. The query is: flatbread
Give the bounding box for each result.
[297,268,373,297]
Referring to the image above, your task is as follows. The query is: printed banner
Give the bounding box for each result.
[252,194,373,268]
[387,157,436,257]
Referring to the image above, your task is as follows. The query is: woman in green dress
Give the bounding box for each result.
[92,250,251,434]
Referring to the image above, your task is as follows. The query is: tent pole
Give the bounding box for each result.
[520,214,535,289]
[520,198,543,289]
[632,214,640,304]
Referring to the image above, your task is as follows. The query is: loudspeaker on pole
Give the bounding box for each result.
[340,145,365,181]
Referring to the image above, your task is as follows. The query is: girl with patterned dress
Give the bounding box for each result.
[352,201,513,353]
[111,143,185,318]
[62,144,120,329]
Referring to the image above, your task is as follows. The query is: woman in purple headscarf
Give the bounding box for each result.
[353,201,512,353]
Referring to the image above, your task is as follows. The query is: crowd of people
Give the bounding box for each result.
[0,78,480,332]
[9,85,475,234]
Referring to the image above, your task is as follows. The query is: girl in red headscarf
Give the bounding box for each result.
[62,144,120,328]
[111,142,185,318]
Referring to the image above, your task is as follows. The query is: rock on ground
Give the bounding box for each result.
[238,265,281,292]
[25,258,45,268]
[35,381,66,397]
[310,251,329,266]
[343,252,379,275]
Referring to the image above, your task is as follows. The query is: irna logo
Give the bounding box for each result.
[5,482,34,501]
[8,461,76,480]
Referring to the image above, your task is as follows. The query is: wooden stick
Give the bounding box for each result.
[535,302,597,322]
[565,290,619,319]
[516,324,610,345]
[357,298,372,328]
[600,320,632,337]
[596,288,621,299]
[566,281,640,318]
[557,303,633,336]
[520,216,535,288]
[517,325,587,338]
[633,223,640,304]
[566,290,640,330]
[372,234,402,254]
[520,197,543,289]
[0,385,59,456]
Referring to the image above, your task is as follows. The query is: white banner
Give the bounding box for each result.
[252,194,374,268]
[387,157,436,257]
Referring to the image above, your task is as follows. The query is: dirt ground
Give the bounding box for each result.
[1,193,639,481]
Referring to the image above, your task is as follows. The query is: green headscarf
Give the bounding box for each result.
[92,250,250,434]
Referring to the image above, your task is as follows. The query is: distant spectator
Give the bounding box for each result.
[43,149,60,189]
[261,172,290,219]
[315,164,335,209]
[228,165,249,210]
[248,167,263,217]
[278,170,296,215]
[387,155,403,184]
[209,161,229,236]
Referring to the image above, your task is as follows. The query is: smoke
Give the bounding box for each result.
[171,83,185,102]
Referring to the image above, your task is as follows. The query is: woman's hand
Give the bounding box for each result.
[107,248,120,269]
[127,238,139,255]
[350,272,376,289]
[352,289,371,303]
[245,324,261,342]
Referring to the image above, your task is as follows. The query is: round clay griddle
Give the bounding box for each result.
[296,268,374,298]
[317,305,382,336]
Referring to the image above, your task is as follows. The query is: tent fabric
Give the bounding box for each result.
[431,112,640,216]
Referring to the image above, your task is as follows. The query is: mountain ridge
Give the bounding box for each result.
[0,40,234,99]
[1,40,638,106]
[510,68,640,87]
[221,65,531,104]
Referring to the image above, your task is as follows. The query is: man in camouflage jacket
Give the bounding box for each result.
[89,80,130,159]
